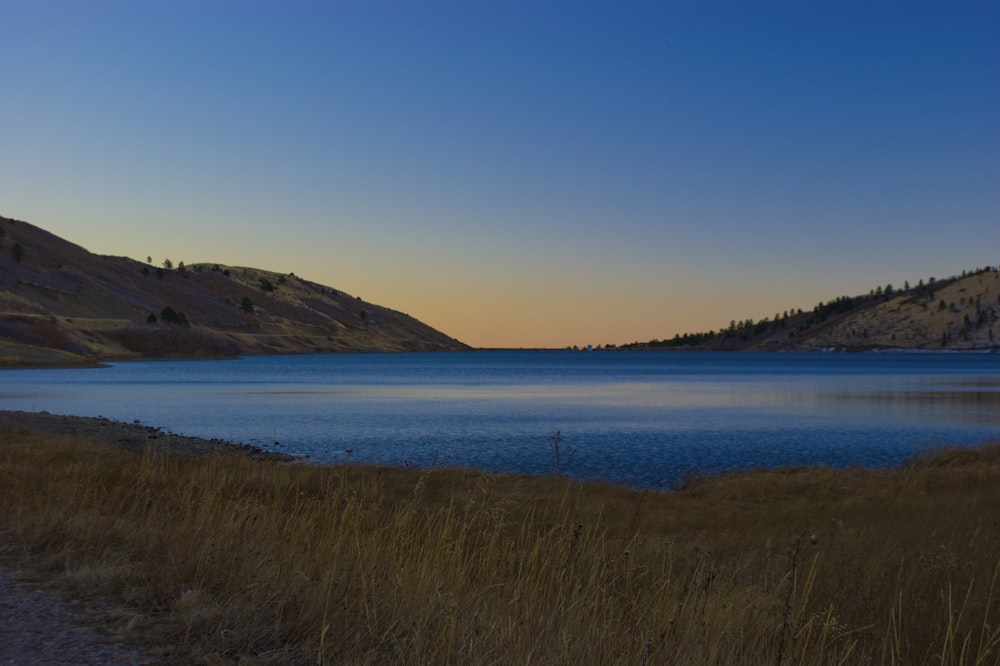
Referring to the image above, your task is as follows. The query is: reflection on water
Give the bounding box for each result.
[825,390,1000,426]
[2,351,999,488]
[934,377,1000,388]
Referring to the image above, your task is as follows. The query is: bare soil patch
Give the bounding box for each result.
[0,569,156,665]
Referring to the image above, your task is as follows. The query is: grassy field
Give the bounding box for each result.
[2,424,999,665]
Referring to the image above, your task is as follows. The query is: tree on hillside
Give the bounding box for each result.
[162,258,173,270]
[160,306,190,327]
[11,243,24,263]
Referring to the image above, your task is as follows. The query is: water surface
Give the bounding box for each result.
[3,351,999,488]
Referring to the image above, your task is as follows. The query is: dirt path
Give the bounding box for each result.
[0,569,155,665]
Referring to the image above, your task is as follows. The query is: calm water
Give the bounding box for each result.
[3,351,1000,488]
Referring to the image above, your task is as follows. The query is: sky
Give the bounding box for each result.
[2,1,998,349]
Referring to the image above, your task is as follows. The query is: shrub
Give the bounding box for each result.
[159,306,190,327]
[116,326,239,357]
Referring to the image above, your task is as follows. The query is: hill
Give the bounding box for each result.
[623,268,1000,352]
[0,214,468,366]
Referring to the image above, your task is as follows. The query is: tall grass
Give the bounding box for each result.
[2,425,999,664]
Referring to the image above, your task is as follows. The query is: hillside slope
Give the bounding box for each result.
[0,214,467,366]
[625,268,1000,352]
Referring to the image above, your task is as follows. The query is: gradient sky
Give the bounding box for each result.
[2,1,998,348]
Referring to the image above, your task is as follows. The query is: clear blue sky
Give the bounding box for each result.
[2,1,997,348]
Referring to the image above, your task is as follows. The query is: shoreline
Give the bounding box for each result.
[4,407,998,488]
[0,409,295,462]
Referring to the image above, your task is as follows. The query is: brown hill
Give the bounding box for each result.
[0,214,468,366]
[625,268,1000,352]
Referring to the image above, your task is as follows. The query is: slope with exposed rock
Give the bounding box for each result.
[0,214,468,366]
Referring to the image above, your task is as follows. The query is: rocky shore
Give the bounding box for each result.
[0,409,295,462]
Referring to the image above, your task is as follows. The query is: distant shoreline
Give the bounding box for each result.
[3,344,1000,372]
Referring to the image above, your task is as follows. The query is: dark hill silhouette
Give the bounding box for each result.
[0,213,467,366]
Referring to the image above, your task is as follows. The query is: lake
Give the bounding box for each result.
[3,350,1000,488]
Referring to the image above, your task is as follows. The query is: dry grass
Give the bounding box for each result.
[803,270,1000,350]
[2,426,999,665]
